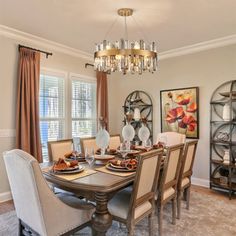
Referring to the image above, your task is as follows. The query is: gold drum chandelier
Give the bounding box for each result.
[94,8,158,75]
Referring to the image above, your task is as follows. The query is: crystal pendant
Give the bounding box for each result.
[138,124,150,146]
[96,127,110,155]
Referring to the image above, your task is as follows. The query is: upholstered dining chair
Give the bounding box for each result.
[157,143,184,236]
[80,137,99,154]
[3,149,94,236]
[156,132,186,146]
[109,134,121,150]
[108,149,163,236]
[47,139,73,162]
[177,140,198,219]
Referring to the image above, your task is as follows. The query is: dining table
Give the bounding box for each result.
[41,158,137,236]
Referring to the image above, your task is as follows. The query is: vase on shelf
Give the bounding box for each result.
[222,103,230,121]
[138,117,150,146]
[96,117,110,155]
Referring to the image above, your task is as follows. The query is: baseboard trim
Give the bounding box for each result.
[0,191,12,203]
[192,177,209,188]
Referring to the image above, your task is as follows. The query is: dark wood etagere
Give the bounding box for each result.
[123,90,153,144]
[210,80,236,199]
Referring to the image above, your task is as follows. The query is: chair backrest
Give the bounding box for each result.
[159,144,184,200]
[47,139,73,162]
[80,137,98,154]
[4,149,52,235]
[180,140,198,180]
[128,149,163,219]
[157,132,186,146]
[109,134,121,149]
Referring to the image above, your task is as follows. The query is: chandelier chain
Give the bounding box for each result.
[104,15,119,40]
[124,15,128,41]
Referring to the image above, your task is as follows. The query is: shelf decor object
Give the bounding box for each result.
[94,8,157,75]
[160,87,199,138]
[96,117,110,155]
[123,90,153,144]
[210,80,236,199]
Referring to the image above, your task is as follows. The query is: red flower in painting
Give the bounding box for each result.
[165,107,185,123]
[186,102,197,113]
[175,93,191,105]
[179,115,197,131]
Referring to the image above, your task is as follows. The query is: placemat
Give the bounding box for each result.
[96,166,135,177]
[42,167,97,181]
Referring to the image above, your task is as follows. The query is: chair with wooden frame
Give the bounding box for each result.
[177,140,198,219]
[3,149,94,236]
[109,134,121,150]
[156,132,186,146]
[80,137,99,154]
[108,149,163,236]
[47,139,73,162]
[157,143,184,236]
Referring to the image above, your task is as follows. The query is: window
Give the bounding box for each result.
[71,75,97,138]
[39,70,96,161]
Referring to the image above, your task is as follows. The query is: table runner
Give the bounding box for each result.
[96,166,135,177]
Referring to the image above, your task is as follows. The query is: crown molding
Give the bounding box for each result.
[159,34,236,60]
[1,24,236,61]
[0,24,93,61]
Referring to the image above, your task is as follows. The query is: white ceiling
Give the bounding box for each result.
[0,0,236,55]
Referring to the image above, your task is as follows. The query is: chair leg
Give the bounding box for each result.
[158,205,163,236]
[186,187,190,210]
[172,198,176,225]
[177,190,182,219]
[128,224,134,236]
[18,219,23,236]
[148,212,154,236]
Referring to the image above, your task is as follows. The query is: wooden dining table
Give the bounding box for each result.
[42,161,136,236]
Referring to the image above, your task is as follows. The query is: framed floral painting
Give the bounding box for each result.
[160,87,199,138]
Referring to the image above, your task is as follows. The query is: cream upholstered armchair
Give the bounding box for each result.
[3,149,94,236]
[80,137,99,154]
[156,132,186,146]
[47,139,73,162]
[109,134,121,150]
[108,149,163,236]
[177,140,198,219]
[157,143,184,236]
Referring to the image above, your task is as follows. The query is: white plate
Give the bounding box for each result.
[53,165,85,175]
[94,154,115,160]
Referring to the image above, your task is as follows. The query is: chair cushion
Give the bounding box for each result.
[163,187,175,200]
[181,177,190,188]
[108,187,152,220]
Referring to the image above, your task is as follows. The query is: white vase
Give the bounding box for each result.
[96,128,110,155]
[138,124,150,146]
[223,103,230,121]
[223,150,230,164]
[122,122,135,142]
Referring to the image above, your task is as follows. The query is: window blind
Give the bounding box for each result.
[39,73,65,161]
[71,78,97,138]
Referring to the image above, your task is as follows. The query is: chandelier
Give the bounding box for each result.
[94,8,158,75]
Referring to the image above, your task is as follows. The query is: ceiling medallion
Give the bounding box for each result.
[94,8,158,75]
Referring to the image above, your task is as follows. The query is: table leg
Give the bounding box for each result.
[92,192,112,236]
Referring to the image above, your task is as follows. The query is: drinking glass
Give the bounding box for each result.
[146,139,152,147]
[85,148,95,167]
[119,142,128,159]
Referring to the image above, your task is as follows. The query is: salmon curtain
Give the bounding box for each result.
[16,48,43,163]
[96,71,109,130]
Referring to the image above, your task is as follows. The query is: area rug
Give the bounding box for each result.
[0,191,236,236]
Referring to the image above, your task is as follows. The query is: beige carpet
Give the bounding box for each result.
[0,191,236,236]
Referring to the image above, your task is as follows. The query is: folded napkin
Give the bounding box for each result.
[133,145,153,152]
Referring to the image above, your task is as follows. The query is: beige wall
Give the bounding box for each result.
[108,44,236,182]
[0,35,95,196]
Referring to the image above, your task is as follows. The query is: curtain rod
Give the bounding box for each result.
[85,63,94,68]
[18,44,53,58]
